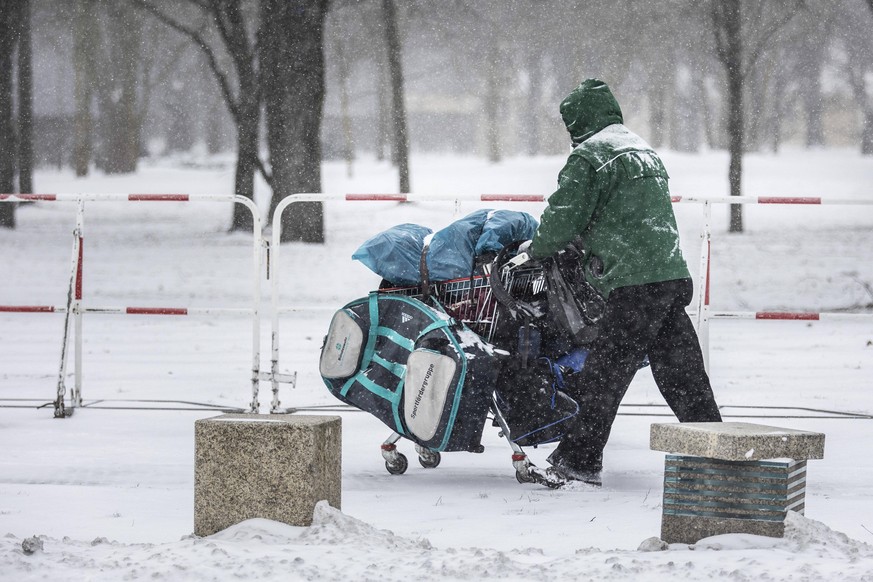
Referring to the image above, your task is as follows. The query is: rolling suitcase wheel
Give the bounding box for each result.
[415,444,441,469]
[382,439,408,475]
[385,454,409,475]
[418,450,441,469]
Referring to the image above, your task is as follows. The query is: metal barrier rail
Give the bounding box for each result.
[0,193,263,417]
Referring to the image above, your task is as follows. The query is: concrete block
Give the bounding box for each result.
[650,422,824,544]
[650,422,825,461]
[194,413,341,536]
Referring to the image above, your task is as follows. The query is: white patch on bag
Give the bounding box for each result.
[404,350,457,441]
[319,311,364,379]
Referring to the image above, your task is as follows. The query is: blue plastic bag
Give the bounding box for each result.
[424,210,490,281]
[426,210,539,281]
[351,223,432,286]
[476,210,539,255]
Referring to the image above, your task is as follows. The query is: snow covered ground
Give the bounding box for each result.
[1,148,872,581]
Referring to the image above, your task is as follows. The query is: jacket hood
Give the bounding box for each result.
[560,79,624,146]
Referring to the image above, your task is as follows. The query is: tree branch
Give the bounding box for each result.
[127,0,241,122]
[742,1,803,78]
[708,2,730,67]
[207,0,254,80]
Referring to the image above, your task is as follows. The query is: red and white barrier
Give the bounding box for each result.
[0,193,263,417]
[4,191,870,416]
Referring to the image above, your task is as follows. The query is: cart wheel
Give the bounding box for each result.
[385,453,409,475]
[418,451,441,469]
[516,469,534,484]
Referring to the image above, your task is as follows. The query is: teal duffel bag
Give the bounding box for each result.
[319,292,501,452]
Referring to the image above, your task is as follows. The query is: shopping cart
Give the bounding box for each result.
[378,264,546,342]
[374,261,557,484]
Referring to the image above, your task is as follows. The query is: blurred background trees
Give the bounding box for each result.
[1,0,872,233]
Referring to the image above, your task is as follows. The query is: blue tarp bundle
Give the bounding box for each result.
[352,210,538,285]
[350,223,432,286]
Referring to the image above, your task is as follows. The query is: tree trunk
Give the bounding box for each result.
[376,62,389,162]
[214,1,259,233]
[670,62,701,153]
[697,75,719,150]
[768,69,788,153]
[228,48,259,232]
[231,96,258,232]
[648,53,672,149]
[712,0,744,233]
[334,32,355,177]
[727,71,744,233]
[17,0,32,195]
[261,0,329,243]
[99,3,140,174]
[843,40,872,156]
[203,59,226,155]
[0,1,16,228]
[863,107,873,155]
[799,40,825,148]
[523,48,541,156]
[73,0,97,177]
[483,37,502,163]
[381,0,410,192]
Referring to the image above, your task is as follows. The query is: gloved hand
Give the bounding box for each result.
[518,239,532,253]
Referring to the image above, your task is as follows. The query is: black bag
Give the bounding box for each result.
[494,356,579,447]
[489,241,604,352]
[543,243,605,345]
[319,292,500,452]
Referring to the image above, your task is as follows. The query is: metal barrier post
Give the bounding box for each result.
[269,194,339,412]
[695,200,712,371]
[73,199,84,406]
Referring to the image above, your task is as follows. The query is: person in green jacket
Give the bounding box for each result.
[525,79,722,488]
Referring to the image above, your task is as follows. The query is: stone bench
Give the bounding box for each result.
[194,413,342,536]
[650,422,825,544]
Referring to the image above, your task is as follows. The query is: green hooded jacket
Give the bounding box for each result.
[528,79,690,298]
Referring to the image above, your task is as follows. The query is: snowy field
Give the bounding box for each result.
[1,148,872,580]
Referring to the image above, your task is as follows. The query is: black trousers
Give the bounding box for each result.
[550,278,722,472]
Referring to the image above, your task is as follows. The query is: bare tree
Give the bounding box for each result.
[708,0,802,233]
[131,0,265,231]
